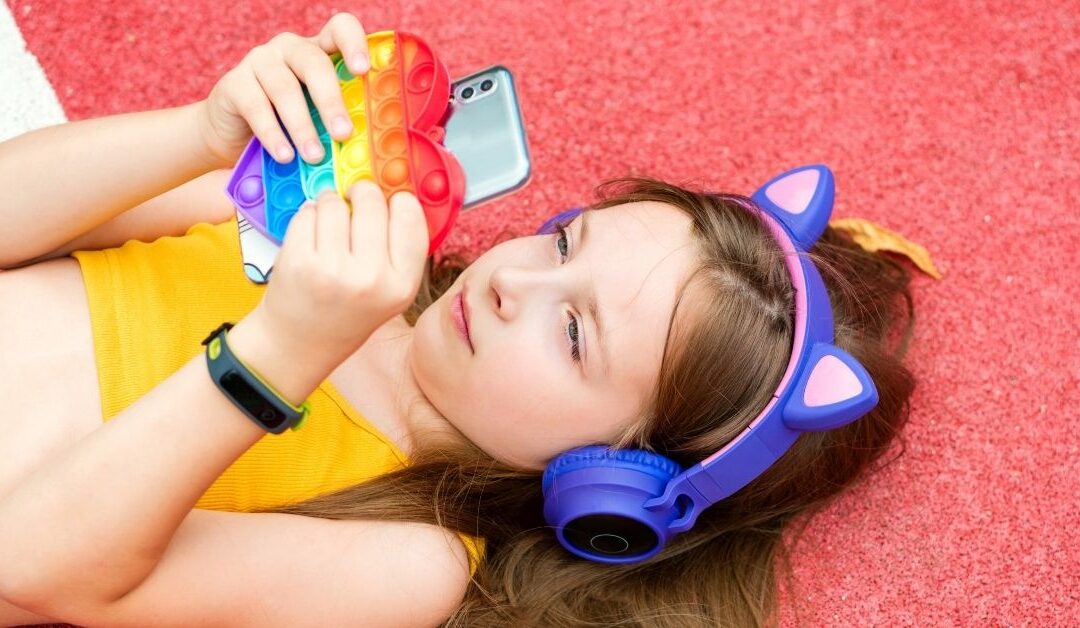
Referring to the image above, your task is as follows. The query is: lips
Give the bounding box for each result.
[452,289,474,353]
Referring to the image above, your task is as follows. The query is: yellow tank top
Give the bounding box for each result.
[70,217,483,576]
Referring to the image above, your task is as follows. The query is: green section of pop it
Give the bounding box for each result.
[297,88,336,198]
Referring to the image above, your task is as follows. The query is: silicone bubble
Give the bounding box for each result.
[236,177,263,204]
[226,139,271,240]
[226,30,467,254]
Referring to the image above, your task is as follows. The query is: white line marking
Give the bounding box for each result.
[0,1,67,142]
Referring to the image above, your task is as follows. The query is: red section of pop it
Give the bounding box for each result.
[389,31,462,255]
[397,33,452,130]
[408,128,465,250]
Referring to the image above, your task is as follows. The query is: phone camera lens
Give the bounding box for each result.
[480,79,494,92]
[461,86,475,99]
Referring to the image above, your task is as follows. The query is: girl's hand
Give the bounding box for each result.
[197,13,372,168]
[250,182,430,368]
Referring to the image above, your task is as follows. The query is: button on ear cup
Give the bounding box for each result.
[542,446,683,563]
[563,513,657,557]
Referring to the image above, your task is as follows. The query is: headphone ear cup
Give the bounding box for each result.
[542,445,681,493]
[543,445,683,564]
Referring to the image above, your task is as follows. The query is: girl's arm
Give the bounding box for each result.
[0,103,227,269]
[0,167,431,612]
[0,310,334,605]
[0,11,372,271]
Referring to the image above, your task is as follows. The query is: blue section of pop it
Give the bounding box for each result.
[298,88,337,199]
[261,145,305,242]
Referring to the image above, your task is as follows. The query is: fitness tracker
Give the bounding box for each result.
[201,322,311,434]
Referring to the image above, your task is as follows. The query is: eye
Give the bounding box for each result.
[553,220,582,364]
[566,316,581,362]
[554,220,571,262]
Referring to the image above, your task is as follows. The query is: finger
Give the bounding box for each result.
[348,180,389,263]
[252,59,324,164]
[285,45,353,142]
[278,200,317,264]
[231,69,295,163]
[314,12,369,75]
[314,190,351,255]
[387,191,430,280]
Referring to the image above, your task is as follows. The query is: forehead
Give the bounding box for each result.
[579,201,698,389]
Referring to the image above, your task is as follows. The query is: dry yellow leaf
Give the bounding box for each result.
[828,218,943,280]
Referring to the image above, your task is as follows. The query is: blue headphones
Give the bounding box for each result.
[534,165,879,564]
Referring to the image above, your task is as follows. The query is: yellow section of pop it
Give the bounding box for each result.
[333,63,373,196]
[332,31,415,200]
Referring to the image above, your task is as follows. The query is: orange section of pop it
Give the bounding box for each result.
[332,31,414,199]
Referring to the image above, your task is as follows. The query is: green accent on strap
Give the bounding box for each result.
[231,349,309,415]
[289,401,313,431]
[208,337,222,360]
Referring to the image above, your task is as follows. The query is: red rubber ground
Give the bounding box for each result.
[10,0,1078,624]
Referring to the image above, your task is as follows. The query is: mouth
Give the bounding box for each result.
[452,288,474,353]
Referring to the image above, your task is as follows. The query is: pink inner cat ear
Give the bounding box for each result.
[804,354,862,406]
[783,343,879,432]
[764,168,820,215]
[751,164,835,248]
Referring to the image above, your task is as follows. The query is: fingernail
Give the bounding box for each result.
[331,115,352,138]
[303,139,324,162]
[350,54,370,73]
[275,144,294,162]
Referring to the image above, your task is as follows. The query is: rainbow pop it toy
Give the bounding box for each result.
[226,31,465,257]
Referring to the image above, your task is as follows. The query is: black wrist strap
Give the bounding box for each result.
[201,322,310,434]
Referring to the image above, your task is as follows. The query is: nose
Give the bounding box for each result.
[489,265,558,321]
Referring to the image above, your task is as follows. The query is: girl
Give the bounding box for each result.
[0,13,917,628]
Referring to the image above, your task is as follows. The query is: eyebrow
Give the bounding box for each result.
[579,211,611,377]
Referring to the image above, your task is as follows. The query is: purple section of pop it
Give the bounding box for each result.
[226,138,267,230]
[237,176,262,204]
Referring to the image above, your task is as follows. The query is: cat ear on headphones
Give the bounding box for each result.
[750,164,835,249]
[535,207,584,236]
[783,342,879,431]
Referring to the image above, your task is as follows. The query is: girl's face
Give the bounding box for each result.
[409,201,700,470]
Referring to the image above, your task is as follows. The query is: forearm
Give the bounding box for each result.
[0,102,227,268]
[0,312,337,608]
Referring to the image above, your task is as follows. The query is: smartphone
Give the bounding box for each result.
[236,65,531,284]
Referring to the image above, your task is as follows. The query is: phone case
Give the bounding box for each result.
[225,30,466,284]
[444,65,532,210]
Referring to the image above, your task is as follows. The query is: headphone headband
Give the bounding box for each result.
[539,165,879,563]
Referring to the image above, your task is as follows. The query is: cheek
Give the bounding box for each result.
[407,311,450,413]
[472,354,552,413]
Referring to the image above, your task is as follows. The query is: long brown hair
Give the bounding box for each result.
[261,177,917,626]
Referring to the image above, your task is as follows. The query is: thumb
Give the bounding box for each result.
[277,202,316,266]
[387,191,430,281]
